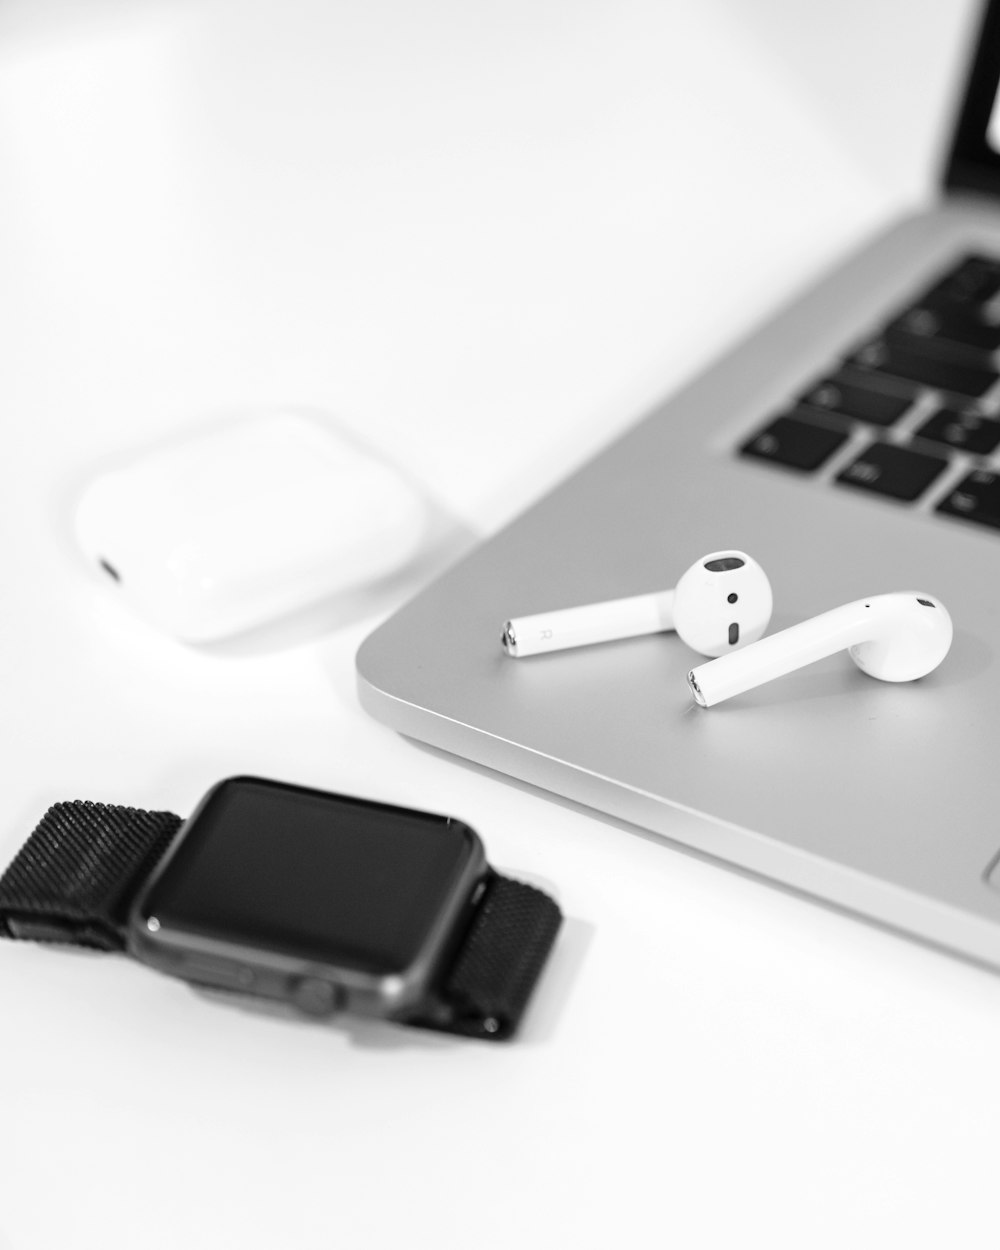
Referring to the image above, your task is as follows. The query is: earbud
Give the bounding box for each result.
[686,592,953,707]
[501,550,773,659]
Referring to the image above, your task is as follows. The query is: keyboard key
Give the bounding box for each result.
[887,306,1000,353]
[851,338,999,399]
[936,470,1000,529]
[912,408,1000,456]
[740,414,848,472]
[835,441,948,502]
[799,370,913,427]
[921,255,1000,309]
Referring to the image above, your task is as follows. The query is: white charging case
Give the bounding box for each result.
[73,410,429,641]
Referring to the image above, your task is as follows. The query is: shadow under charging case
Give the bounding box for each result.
[73,411,428,642]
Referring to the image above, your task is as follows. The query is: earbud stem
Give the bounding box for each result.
[503,590,675,657]
[687,601,873,706]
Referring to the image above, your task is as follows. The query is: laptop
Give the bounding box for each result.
[357,0,1000,972]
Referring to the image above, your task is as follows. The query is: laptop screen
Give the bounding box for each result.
[989,71,1000,153]
[948,0,1000,191]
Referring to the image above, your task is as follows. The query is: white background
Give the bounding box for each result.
[0,2,991,1246]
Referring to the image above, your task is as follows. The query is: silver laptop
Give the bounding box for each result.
[358,1,1000,972]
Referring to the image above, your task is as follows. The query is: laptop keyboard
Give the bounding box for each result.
[739,254,1000,530]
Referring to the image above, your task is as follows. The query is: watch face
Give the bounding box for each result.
[132,778,485,997]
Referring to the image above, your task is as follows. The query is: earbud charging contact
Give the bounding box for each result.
[687,669,709,708]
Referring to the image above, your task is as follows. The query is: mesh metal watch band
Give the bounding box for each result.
[407,872,562,1040]
[0,800,181,950]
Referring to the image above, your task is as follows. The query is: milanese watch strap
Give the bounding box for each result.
[0,799,560,1040]
[408,871,562,1041]
[0,801,181,950]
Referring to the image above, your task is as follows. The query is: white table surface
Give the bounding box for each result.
[0,2,992,1246]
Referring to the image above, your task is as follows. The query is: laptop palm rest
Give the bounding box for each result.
[358,203,1000,971]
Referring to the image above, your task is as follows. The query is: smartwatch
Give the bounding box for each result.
[0,776,562,1040]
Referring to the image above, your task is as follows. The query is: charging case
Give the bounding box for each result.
[73,410,429,641]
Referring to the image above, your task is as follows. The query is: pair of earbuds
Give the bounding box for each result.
[501,550,954,707]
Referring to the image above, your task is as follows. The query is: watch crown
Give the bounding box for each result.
[290,976,341,1018]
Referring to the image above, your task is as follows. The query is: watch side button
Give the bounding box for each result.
[290,976,342,1018]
